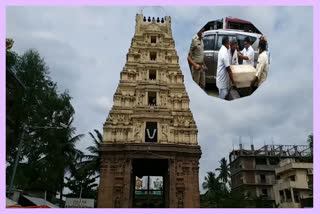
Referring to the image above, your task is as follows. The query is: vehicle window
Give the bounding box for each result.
[216,35,223,50]
[236,34,246,50]
[215,35,236,50]
[237,34,258,50]
[249,36,257,45]
[203,35,215,51]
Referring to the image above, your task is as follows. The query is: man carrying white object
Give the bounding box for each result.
[216,36,235,100]
[251,39,269,87]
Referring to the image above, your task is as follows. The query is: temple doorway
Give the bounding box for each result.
[131,159,169,208]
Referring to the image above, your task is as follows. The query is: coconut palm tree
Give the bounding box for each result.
[202,171,224,207]
[65,158,99,199]
[46,116,84,201]
[80,129,102,176]
[215,157,230,183]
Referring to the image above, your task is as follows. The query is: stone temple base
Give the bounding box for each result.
[97,143,201,208]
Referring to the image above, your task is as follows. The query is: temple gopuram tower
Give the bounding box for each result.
[98,14,201,208]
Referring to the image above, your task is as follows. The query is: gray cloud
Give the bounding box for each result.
[6,6,313,193]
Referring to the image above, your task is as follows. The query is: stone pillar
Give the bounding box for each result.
[98,156,114,207]
[290,188,295,203]
[169,159,177,207]
[98,154,132,208]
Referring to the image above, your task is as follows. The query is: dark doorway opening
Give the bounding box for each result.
[148,92,157,106]
[149,70,157,80]
[131,159,169,208]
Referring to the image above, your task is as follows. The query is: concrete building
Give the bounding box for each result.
[229,144,311,208]
[274,159,313,208]
[98,14,201,208]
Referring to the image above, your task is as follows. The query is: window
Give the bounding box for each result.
[148,92,157,106]
[293,190,300,203]
[135,176,163,195]
[203,34,215,51]
[261,189,268,196]
[236,35,246,50]
[279,190,284,203]
[236,34,257,50]
[260,174,266,183]
[145,122,157,143]
[289,175,296,182]
[150,52,157,61]
[149,70,156,80]
[151,36,157,43]
[285,189,292,202]
[215,35,224,50]
[256,157,267,165]
[249,36,257,45]
[269,157,279,165]
[229,22,241,30]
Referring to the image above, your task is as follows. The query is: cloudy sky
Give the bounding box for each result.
[6,6,313,192]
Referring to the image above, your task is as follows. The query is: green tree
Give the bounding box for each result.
[65,159,98,200]
[215,157,230,183]
[80,129,102,176]
[202,171,226,207]
[44,116,84,201]
[201,158,251,208]
[221,188,249,208]
[6,49,58,164]
[6,48,83,201]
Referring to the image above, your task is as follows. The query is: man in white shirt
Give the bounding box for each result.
[228,39,238,65]
[216,36,235,100]
[260,35,271,65]
[251,39,269,87]
[238,36,254,66]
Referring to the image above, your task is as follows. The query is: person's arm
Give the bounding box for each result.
[187,55,200,70]
[238,51,249,60]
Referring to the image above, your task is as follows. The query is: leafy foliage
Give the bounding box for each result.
[64,129,102,202]
[201,171,226,207]
[215,157,230,184]
[201,158,249,208]
[65,159,99,199]
[79,129,102,176]
[6,42,84,200]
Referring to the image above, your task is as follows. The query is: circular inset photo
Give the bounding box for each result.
[187,17,270,101]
